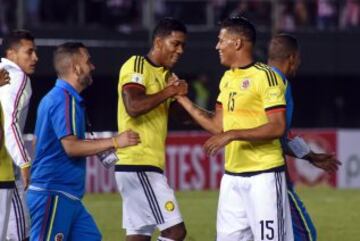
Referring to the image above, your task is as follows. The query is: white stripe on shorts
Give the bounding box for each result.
[12,186,25,241]
[275,172,284,241]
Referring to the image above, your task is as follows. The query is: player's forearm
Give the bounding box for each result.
[61,138,114,158]
[177,97,221,134]
[227,122,285,142]
[303,151,316,162]
[124,87,175,117]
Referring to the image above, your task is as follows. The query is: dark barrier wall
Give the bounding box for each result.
[24,31,360,132]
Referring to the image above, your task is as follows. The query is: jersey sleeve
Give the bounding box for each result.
[258,70,286,113]
[119,56,147,91]
[0,70,31,168]
[50,91,76,140]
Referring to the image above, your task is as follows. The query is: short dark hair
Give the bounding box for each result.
[53,42,86,76]
[1,30,34,55]
[268,33,299,61]
[152,17,187,41]
[220,16,256,44]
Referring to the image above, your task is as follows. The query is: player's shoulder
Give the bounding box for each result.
[221,69,234,81]
[121,55,146,74]
[253,62,273,76]
[218,69,234,91]
[0,67,26,96]
[253,62,283,87]
[3,65,26,82]
[42,85,67,107]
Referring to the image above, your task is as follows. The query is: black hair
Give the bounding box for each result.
[1,30,34,55]
[268,33,299,61]
[152,17,187,41]
[219,16,256,44]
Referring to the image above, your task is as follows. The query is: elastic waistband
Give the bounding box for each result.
[28,185,80,201]
[225,165,285,177]
[115,165,163,173]
[0,181,15,189]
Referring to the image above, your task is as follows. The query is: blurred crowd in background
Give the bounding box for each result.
[0,0,360,34]
[0,0,359,130]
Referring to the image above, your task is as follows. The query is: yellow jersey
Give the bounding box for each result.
[0,103,15,187]
[116,56,172,171]
[217,62,286,174]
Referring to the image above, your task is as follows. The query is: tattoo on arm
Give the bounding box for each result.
[192,103,214,118]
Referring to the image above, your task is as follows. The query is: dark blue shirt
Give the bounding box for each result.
[31,79,86,198]
[271,66,294,131]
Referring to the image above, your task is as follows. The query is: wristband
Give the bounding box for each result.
[112,137,119,149]
[287,136,311,158]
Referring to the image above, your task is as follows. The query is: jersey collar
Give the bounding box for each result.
[55,79,84,103]
[238,61,255,69]
[145,55,165,70]
[0,58,23,72]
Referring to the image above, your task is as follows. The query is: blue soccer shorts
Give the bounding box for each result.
[288,185,317,241]
[27,189,101,241]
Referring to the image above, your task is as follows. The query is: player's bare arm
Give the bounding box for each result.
[204,110,286,155]
[61,129,140,157]
[0,69,10,86]
[122,82,187,117]
[176,95,222,134]
[20,166,30,190]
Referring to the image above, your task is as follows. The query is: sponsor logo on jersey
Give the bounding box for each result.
[55,233,64,241]
[165,201,175,212]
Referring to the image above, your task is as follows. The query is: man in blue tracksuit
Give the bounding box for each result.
[27,42,140,241]
[268,34,340,241]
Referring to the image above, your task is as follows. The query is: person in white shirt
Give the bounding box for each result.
[0,29,38,241]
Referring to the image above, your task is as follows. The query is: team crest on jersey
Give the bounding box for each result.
[131,73,144,84]
[241,79,250,90]
[54,233,64,241]
[165,201,175,212]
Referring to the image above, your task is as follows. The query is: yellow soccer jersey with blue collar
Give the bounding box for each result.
[116,55,172,170]
[217,62,286,174]
[0,103,15,186]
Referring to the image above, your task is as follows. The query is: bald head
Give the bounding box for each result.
[268,34,299,61]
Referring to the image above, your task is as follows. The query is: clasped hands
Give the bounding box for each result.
[167,73,188,98]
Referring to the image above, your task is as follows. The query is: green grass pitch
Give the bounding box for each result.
[83,187,360,241]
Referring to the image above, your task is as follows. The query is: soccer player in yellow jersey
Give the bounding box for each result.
[115,18,188,241]
[176,17,294,241]
[0,102,15,241]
